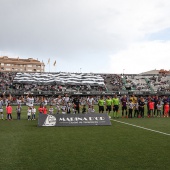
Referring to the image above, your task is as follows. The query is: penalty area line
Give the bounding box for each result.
[111,119,170,136]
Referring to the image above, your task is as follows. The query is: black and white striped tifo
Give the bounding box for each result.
[13,72,105,86]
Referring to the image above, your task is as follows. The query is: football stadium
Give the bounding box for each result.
[1,0,170,169]
[0,70,170,170]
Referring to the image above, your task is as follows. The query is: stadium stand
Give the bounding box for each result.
[0,71,170,96]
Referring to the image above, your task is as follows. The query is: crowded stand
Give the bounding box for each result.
[0,71,170,96]
[122,75,152,91]
[103,74,123,91]
[121,75,170,93]
[148,75,170,92]
[0,72,17,92]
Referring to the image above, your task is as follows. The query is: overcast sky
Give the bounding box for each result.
[0,0,170,74]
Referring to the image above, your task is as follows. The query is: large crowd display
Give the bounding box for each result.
[0,71,170,96]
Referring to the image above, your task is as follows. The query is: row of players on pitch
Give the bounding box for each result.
[97,95,169,118]
[1,94,170,120]
[0,103,96,121]
[25,95,170,119]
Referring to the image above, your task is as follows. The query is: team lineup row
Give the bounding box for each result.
[0,94,170,120]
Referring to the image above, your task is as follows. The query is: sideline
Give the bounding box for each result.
[111,119,170,136]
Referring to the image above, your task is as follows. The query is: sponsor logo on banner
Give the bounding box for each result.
[43,115,56,126]
[58,116,105,125]
[38,113,111,127]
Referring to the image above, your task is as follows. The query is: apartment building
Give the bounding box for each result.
[0,56,45,72]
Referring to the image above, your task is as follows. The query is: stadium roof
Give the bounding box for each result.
[139,69,170,75]
[140,69,160,75]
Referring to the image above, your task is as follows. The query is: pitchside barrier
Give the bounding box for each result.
[38,113,111,127]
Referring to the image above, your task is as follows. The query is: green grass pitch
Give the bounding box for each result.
[0,105,170,170]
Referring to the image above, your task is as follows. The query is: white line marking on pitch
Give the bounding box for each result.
[111,119,170,136]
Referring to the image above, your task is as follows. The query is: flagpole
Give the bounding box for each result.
[47,58,50,73]
[49,62,50,73]
[53,60,56,72]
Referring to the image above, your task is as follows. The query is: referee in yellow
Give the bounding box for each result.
[112,94,120,118]
[98,96,105,113]
[105,96,112,116]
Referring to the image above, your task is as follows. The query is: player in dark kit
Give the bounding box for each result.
[121,95,127,118]
[72,96,80,114]
[138,97,145,118]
